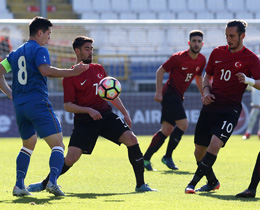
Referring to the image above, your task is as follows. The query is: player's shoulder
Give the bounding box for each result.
[90,63,104,68]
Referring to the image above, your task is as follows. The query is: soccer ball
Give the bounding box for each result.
[98,76,121,101]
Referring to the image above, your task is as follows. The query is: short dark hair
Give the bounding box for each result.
[189,30,204,40]
[72,36,94,50]
[226,20,247,34]
[29,16,53,36]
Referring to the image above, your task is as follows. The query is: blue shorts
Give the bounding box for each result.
[15,99,62,140]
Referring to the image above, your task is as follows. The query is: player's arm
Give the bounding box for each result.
[38,62,89,78]
[202,73,215,105]
[194,75,203,96]
[64,102,102,120]
[110,97,132,128]
[154,65,166,103]
[0,60,12,99]
[236,72,260,90]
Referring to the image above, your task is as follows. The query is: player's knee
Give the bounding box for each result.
[120,131,138,146]
[177,121,188,132]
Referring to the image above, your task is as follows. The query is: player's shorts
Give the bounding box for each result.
[251,87,260,107]
[161,94,186,126]
[69,111,131,154]
[14,99,62,140]
[194,110,240,147]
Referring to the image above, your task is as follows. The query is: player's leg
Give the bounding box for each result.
[102,112,156,192]
[13,104,37,196]
[163,119,187,170]
[38,146,83,190]
[186,136,222,194]
[28,120,89,193]
[243,108,259,140]
[119,130,157,192]
[13,134,37,196]
[161,95,186,170]
[236,151,260,198]
[143,127,168,171]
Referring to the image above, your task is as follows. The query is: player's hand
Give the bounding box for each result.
[236,72,246,83]
[72,62,89,76]
[236,72,255,86]
[124,113,132,128]
[89,108,102,120]
[154,92,163,103]
[203,93,215,105]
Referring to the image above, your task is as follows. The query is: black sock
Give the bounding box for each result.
[165,127,184,158]
[128,144,145,188]
[197,161,218,186]
[42,163,71,188]
[143,131,167,161]
[189,152,217,187]
[248,152,260,190]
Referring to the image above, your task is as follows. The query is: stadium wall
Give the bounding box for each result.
[0,92,251,137]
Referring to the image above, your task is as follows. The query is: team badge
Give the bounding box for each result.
[235,61,242,69]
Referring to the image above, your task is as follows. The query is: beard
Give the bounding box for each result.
[190,46,201,54]
[82,58,92,64]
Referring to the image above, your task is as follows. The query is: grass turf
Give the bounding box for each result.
[0,135,260,209]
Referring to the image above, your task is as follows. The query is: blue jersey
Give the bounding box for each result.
[7,40,51,106]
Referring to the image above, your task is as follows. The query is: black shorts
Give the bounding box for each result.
[161,95,186,126]
[194,110,240,147]
[69,112,130,154]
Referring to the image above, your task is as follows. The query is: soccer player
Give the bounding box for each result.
[143,30,206,171]
[185,20,260,194]
[27,36,157,193]
[0,16,88,196]
[242,86,260,140]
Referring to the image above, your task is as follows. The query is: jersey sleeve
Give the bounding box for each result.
[249,56,260,80]
[197,56,206,76]
[162,54,177,73]
[63,77,76,103]
[205,50,215,76]
[35,47,51,67]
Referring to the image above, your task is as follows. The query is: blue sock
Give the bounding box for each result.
[16,147,33,189]
[49,146,64,185]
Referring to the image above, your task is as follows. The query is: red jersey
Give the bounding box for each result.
[162,50,206,99]
[63,63,112,119]
[205,45,260,111]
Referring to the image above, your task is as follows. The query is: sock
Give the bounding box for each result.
[49,146,64,185]
[197,161,218,186]
[165,127,184,158]
[246,108,259,134]
[248,152,260,190]
[42,161,71,188]
[189,152,217,187]
[128,144,145,188]
[143,131,167,161]
[15,147,33,189]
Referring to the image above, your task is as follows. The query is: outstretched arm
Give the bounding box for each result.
[38,62,89,78]
[110,97,132,128]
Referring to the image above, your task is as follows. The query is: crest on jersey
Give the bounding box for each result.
[235,61,242,69]
[196,67,200,72]
[97,74,103,78]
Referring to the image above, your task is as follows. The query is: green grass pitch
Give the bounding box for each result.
[1,135,260,210]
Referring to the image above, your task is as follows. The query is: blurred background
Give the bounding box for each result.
[0,0,259,136]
